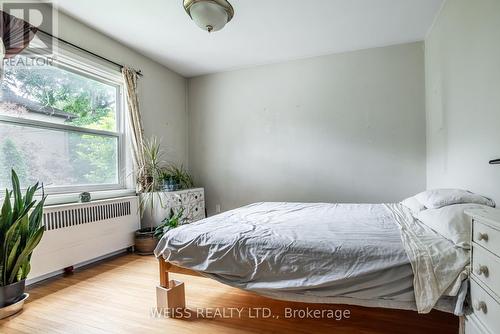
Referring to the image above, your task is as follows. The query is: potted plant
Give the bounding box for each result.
[162,164,194,191]
[154,208,186,239]
[0,170,46,314]
[134,138,196,254]
[159,171,180,192]
[134,137,167,255]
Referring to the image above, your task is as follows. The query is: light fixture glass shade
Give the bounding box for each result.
[190,1,228,32]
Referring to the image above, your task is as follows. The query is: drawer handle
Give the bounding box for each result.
[474,265,489,276]
[473,301,487,313]
[477,233,489,241]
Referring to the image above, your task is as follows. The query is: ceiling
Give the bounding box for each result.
[52,0,444,78]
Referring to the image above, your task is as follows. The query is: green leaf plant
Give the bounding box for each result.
[154,208,186,239]
[0,169,46,286]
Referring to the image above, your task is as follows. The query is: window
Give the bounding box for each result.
[0,50,126,193]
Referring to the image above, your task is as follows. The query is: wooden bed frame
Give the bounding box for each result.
[157,259,202,310]
[158,258,202,288]
[157,258,463,333]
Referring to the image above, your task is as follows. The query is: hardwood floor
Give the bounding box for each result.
[0,254,458,334]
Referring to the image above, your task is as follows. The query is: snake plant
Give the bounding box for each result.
[0,170,46,286]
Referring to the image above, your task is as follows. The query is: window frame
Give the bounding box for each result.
[0,45,129,195]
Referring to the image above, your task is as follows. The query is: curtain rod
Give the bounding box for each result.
[38,29,143,77]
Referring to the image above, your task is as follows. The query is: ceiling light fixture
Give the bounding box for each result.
[183,0,234,33]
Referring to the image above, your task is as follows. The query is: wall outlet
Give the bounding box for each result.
[215,204,221,213]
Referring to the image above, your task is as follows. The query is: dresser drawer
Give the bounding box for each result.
[473,220,500,256]
[163,193,183,207]
[469,279,500,334]
[465,314,492,334]
[187,190,204,203]
[472,244,500,299]
[185,201,205,222]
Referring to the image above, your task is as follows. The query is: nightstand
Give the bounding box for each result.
[465,207,500,334]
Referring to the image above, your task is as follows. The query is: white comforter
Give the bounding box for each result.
[154,202,469,313]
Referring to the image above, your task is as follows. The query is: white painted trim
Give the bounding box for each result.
[43,189,137,206]
[0,188,136,206]
[425,0,448,40]
[44,194,138,209]
[0,115,120,137]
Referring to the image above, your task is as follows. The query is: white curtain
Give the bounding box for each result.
[122,67,145,191]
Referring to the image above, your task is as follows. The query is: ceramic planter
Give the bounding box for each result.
[162,179,180,192]
[0,280,26,308]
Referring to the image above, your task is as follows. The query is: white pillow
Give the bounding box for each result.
[416,203,489,249]
[401,196,426,214]
[415,189,495,209]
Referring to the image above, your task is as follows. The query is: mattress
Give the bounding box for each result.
[154,202,469,314]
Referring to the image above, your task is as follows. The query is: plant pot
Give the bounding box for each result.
[162,179,181,192]
[0,280,26,308]
[0,293,28,319]
[134,228,159,256]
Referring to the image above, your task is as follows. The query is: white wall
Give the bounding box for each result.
[425,0,500,204]
[55,10,188,165]
[188,42,426,214]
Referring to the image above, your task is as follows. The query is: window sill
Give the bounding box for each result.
[43,189,137,206]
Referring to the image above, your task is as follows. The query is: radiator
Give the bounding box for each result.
[28,196,140,283]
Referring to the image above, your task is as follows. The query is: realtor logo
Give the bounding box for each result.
[1,0,57,57]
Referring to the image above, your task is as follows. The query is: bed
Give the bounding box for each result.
[154,192,491,314]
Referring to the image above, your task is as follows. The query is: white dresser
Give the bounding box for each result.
[464,207,500,334]
[141,188,206,227]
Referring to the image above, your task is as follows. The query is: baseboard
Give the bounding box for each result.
[26,248,130,286]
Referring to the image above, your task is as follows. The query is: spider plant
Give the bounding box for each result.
[0,170,46,288]
[164,164,194,190]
